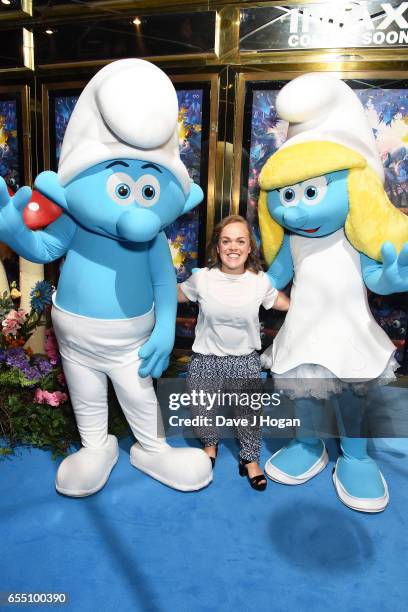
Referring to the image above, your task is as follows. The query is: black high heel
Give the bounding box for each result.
[239,459,267,491]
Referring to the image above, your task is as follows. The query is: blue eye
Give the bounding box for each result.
[301,176,328,206]
[142,185,155,200]
[278,184,302,207]
[305,186,318,200]
[115,183,131,199]
[283,188,295,202]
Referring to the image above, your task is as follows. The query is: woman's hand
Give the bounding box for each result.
[274,291,290,311]
[177,284,189,303]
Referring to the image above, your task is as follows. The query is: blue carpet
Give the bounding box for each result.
[1,436,408,612]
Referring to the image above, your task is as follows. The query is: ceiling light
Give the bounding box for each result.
[1,0,12,5]
[133,17,141,26]
[45,28,55,35]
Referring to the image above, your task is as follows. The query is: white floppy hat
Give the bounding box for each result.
[276,73,384,184]
[58,58,191,194]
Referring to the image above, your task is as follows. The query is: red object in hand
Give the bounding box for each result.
[22,189,63,230]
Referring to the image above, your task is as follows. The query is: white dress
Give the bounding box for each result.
[261,229,398,398]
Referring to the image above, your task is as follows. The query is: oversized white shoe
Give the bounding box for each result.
[130,443,213,491]
[56,435,119,497]
[265,439,329,485]
[332,457,389,513]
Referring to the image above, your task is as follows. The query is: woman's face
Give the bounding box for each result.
[217,222,251,275]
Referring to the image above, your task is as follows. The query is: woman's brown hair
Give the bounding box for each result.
[207,214,263,273]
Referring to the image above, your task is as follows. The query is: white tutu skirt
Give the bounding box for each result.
[261,345,399,400]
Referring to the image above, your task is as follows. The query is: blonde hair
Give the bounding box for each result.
[258,141,408,265]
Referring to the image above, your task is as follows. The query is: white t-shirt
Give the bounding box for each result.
[180,267,278,356]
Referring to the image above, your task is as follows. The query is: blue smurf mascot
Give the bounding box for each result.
[259,73,408,512]
[0,59,212,496]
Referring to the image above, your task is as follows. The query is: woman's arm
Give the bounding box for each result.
[178,268,202,303]
[273,291,290,311]
[177,284,190,303]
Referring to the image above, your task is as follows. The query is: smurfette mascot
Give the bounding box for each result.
[259,73,408,512]
[0,59,212,496]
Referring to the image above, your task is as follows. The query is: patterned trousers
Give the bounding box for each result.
[186,351,263,462]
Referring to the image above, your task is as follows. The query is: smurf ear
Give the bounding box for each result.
[181,183,204,215]
[34,171,68,211]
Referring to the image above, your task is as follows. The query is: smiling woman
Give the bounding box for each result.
[177,214,289,490]
[216,221,251,274]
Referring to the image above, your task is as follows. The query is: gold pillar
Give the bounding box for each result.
[215,7,240,63]
[0,262,9,296]
[20,260,45,354]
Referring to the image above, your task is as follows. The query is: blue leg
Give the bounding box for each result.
[333,436,389,512]
[331,389,389,512]
[265,398,328,484]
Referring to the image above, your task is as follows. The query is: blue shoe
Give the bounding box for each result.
[265,439,328,485]
[332,455,389,513]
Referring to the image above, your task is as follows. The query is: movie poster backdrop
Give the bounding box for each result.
[0,94,24,287]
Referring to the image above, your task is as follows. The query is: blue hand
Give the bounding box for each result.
[362,241,408,294]
[0,177,32,244]
[380,241,408,292]
[139,231,177,378]
[138,327,174,378]
[0,176,75,264]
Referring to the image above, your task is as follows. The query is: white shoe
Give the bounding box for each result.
[56,435,119,497]
[332,461,389,513]
[130,443,213,491]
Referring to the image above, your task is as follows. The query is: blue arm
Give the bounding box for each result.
[266,233,294,290]
[0,178,75,262]
[361,241,408,295]
[138,231,176,378]
[12,214,76,263]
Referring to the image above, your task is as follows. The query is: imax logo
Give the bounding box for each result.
[289,2,408,33]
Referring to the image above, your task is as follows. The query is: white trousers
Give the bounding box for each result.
[51,301,168,453]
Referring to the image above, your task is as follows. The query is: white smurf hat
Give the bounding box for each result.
[58,58,191,194]
[276,73,384,183]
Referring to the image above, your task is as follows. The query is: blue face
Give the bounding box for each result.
[64,159,187,242]
[267,170,349,237]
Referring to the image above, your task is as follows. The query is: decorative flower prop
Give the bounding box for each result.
[2,308,27,337]
[0,280,57,384]
[34,389,68,407]
[0,280,54,350]
[30,280,53,313]
[0,281,70,456]
[9,282,21,300]
[45,328,60,365]
[0,280,128,457]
